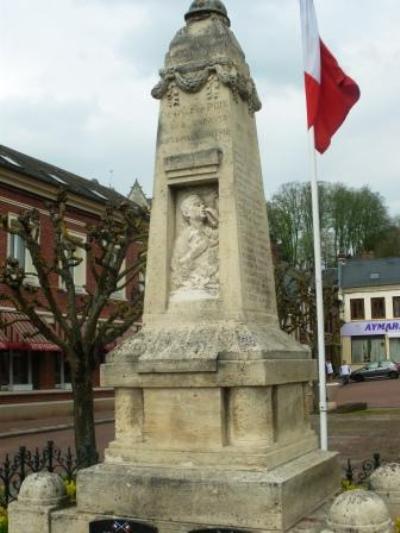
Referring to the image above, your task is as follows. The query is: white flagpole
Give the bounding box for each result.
[308,127,328,452]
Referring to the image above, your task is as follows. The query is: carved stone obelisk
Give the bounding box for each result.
[74,2,339,531]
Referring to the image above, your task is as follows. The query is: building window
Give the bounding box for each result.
[1,351,33,391]
[112,259,127,300]
[393,297,400,318]
[60,230,87,292]
[55,354,72,389]
[350,299,365,320]
[8,214,27,269]
[7,213,39,284]
[371,297,386,319]
[352,336,386,364]
[9,232,26,268]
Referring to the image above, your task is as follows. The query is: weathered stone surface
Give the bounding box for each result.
[102,358,317,389]
[151,8,261,113]
[8,472,68,533]
[133,1,277,333]
[106,322,310,374]
[326,489,393,532]
[143,387,226,450]
[370,463,400,518]
[76,451,339,532]
[17,471,67,506]
[9,505,53,533]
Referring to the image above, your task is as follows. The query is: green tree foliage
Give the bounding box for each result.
[373,216,400,258]
[269,181,392,269]
[270,181,397,360]
[0,192,149,467]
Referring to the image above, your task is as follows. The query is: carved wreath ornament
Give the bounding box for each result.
[151,60,262,113]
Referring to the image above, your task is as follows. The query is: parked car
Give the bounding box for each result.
[350,361,399,382]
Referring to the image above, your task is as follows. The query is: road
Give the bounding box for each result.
[0,421,114,462]
[335,377,400,408]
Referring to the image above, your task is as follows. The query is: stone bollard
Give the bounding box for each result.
[8,472,69,533]
[326,383,341,403]
[370,463,400,519]
[323,489,393,532]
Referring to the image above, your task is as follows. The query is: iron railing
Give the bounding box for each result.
[0,440,79,508]
[0,445,387,510]
[344,452,382,485]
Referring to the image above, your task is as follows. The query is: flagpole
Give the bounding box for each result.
[308,127,328,452]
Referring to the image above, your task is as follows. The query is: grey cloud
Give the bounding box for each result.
[1,0,399,216]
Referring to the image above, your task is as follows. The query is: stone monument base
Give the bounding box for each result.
[50,450,339,533]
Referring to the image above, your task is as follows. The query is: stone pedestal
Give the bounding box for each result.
[73,451,337,532]
[47,1,340,531]
[8,472,68,533]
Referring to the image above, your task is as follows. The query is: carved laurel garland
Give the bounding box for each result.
[151,60,262,113]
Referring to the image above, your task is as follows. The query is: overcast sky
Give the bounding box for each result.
[1,0,399,215]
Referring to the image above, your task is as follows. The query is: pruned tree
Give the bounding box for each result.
[274,261,341,360]
[0,191,149,467]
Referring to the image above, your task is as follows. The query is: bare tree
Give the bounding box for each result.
[274,261,341,360]
[0,192,149,467]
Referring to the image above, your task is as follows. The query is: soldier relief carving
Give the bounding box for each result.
[171,189,219,301]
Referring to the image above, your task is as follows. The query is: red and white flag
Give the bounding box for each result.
[299,0,360,153]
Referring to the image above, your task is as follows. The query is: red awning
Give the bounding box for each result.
[0,311,61,352]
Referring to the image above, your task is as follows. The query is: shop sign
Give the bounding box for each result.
[341,320,400,337]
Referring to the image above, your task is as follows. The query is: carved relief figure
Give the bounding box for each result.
[171,192,219,299]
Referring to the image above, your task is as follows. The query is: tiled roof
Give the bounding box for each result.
[0,144,128,206]
[340,257,400,289]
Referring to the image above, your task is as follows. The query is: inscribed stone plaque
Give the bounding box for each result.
[89,519,158,533]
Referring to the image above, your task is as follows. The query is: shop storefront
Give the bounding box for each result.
[0,311,61,391]
[341,319,400,364]
[0,311,131,392]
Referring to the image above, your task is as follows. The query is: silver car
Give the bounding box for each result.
[350,361,399,382]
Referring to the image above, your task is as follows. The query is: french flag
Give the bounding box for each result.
[299,0,360,153]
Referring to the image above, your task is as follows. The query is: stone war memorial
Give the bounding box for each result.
[9,1,341,532]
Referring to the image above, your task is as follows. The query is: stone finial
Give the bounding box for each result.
[18,472,68,507]
[370,463,400,515]
[326,489,392,532]
[185,0,230,26]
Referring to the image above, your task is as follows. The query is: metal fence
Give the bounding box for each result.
[344,452,382,485]
[0,444,385,509]
[0,440,79,508]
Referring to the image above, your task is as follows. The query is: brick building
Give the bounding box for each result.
[0,144,145,396]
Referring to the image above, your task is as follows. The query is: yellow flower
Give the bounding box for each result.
[64,480,77,503]
[0,507,8,533]
[341,479,360,491]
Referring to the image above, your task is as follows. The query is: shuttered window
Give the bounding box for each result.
[350,298,365,320]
